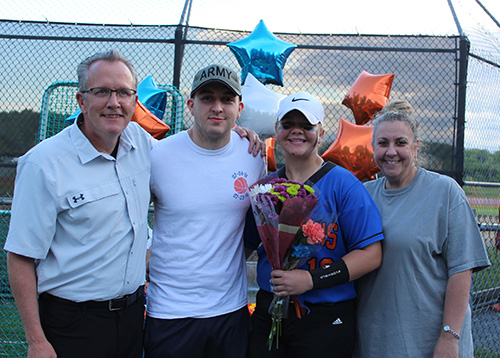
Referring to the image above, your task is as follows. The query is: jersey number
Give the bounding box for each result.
[306,222,338,270]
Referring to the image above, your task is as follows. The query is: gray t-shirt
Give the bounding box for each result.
[355,168,490,358]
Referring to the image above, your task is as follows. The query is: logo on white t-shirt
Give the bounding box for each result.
[232,171,249,200]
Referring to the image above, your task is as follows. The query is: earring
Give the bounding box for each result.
[371,157,378,168]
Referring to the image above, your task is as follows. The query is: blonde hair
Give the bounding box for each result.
[379,100,415,116]
[372,100,419,143]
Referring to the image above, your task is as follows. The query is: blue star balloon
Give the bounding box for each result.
[227,20,296,86]
[137,75,168,120]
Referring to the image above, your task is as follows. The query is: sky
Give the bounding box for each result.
[1,0,499,152]
[1,0,496,35]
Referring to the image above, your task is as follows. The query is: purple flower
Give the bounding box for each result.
[297,188,306,198]
[273,184,286,192]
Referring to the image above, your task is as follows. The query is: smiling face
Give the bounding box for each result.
[187,82,243,149]
[373,120,419,189]
[76,60,137,153]
[276,110,324,159]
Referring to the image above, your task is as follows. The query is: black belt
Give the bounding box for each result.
[39,286,144,312]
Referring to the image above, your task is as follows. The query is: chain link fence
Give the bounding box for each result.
[472,213,500,358]
[0,17,499,357]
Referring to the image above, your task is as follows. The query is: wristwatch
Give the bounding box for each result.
[441,324,460,340]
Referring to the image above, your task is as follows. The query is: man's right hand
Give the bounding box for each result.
[7,252,57,358]
[28,339,57,358]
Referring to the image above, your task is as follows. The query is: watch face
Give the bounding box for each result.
[442,325,460,339]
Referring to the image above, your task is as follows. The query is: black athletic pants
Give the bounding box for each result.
[247,289,355,358]
[144,305,250,358]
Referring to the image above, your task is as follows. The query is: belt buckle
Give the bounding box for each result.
[108,296,126,311]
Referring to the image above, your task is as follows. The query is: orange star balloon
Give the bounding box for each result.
[132,100,170,139]
[321,118,380,182]
[265,137,277,173]
[342,70,395,125]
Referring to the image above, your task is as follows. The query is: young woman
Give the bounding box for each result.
[247,91,384,357]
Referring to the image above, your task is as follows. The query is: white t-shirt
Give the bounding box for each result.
[148,131,265,319]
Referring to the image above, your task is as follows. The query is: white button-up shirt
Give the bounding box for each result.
[5,121,155,302]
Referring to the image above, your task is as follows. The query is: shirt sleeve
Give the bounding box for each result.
[4,158,57,259]
[338,179,384,251]
[443,183,490,275]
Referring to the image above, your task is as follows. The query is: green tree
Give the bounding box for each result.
[0,110,39,156]
[464,148,500,182]
[419,141,453,171]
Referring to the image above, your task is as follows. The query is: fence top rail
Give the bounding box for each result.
[464,181,500,188]
[0,19,464,39]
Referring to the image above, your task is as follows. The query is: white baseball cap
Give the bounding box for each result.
[277,91,324,125]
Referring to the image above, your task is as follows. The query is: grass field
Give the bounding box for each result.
[464,186,500,198]
[472,205,499,216]
[473,247,500,292]
[475,347,500,358]
[0,299,27,357]
[463,185,500,217]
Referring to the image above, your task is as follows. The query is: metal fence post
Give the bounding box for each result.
[173,0,192,89]
[455,36,469,186]
[173,25,184,89]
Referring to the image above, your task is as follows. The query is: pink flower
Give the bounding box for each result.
[302,219,325,245]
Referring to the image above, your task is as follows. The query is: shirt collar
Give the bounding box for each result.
[70,114,137,164]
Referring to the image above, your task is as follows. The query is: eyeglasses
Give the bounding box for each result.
[82,87,137,101]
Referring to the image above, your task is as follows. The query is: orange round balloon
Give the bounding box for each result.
[342,70,395,125]
[321,118,380,182]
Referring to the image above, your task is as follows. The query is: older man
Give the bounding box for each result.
[5,50,155,358]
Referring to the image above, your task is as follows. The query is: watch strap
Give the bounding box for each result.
[441,324,460,340]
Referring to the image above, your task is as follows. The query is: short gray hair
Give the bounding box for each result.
[77,49,138,91]
[372,100,419,144]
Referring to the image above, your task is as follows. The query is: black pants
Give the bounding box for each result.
[38,288,145,358]
[144,305,250,358]
[247,289,355,358]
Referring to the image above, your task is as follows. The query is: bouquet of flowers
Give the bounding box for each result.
[249,177,327,350]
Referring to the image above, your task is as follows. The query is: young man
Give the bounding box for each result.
[5,50,155,358]
[145,64,266,358]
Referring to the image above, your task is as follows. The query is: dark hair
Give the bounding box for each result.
[77,49,138,92]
